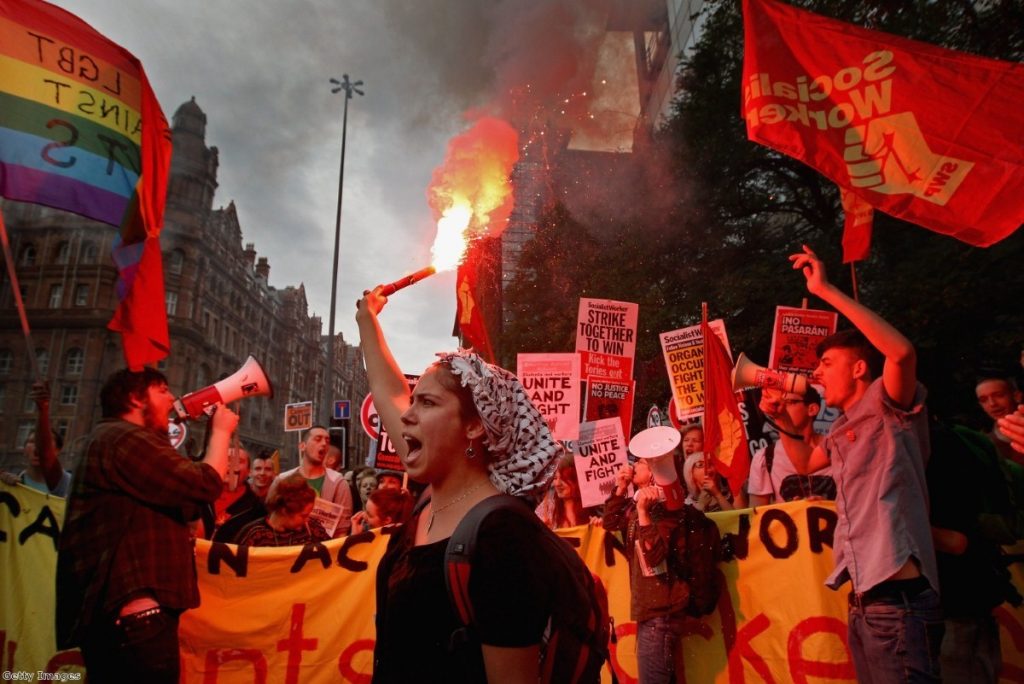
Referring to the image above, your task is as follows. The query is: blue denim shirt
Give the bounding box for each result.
[824,378,939,595]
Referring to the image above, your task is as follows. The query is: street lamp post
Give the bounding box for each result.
[324,74,364,426]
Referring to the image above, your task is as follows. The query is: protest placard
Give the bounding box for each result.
[283,401,313,432]
[768,306,839,373]
[364,375,419,471]
[517,353,581,441]
[659,320,731,421]
[575,298,638,383]
[584,379,635,443]
[573,418,628,507]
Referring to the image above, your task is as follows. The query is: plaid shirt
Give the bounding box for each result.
[56,418,223,648]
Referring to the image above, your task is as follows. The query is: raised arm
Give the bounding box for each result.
[356,288,411,459]
[30,381,64,490]
[790,245,917,409]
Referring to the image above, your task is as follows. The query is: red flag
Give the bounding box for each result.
[701,310,750,495]
[0,0,172,369]
[455,263,496,364]
[743,0,1024,248]
[840,186,874,262]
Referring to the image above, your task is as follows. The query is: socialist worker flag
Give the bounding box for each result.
[701,308,750,495]
[0,0,172,370]
[742,0,1024,247]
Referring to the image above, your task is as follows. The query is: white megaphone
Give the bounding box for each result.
[731,353,809,395]
[629,426,686,511]
[172,355,274,421]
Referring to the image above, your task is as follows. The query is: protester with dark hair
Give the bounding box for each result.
[56,367,238,683]
[199,447,266,542]
[975,373,1023,465]
[248,453,275,502]
[234,473,330,547]
[748,385,834,506]
[785,245,941,682]
[357,287,562,683]
[276,425,353,535]
[352,487,415,532]
[377,469,404,490]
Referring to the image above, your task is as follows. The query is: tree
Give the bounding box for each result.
[501,0,1024,430]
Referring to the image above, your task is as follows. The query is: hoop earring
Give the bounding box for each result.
[465,445,476,459]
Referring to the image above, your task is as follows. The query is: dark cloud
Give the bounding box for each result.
[50,0,639,371]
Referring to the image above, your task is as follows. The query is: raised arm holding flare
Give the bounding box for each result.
[356,288,566,684]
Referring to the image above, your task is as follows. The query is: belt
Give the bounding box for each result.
[850,576,930,608]
[114,606,162,626]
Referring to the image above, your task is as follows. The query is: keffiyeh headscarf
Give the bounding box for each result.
[437,349,559,503]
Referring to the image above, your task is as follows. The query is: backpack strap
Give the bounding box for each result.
[444,494,527,627]
[764,441,781,501]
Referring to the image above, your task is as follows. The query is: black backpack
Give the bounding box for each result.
[444,495,611,683]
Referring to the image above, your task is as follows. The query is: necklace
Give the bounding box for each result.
[427,480,490,532]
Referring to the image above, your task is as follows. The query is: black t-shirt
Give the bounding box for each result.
[373,506,555,683]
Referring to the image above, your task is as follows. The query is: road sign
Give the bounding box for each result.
[360,394,380,440]
[333,399,351,420]
[284,401,313,432]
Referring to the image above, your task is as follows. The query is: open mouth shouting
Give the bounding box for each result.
[402,433,422,467]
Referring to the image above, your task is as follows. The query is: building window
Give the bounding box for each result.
[16,421,34,449]
[56,419,70,443]
[0,349,12,375]
[60,384,78,406]
[55,241,71,264]
[49,284,63,308]
[167,249,185,275]
[166,291,178,316]
[74,284,90,306]
[19,244,36,266]
[35,349,49,376]
[65,348,84,375]
[80,242,98,264]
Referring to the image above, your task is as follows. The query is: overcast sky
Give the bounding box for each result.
[46,0,638,376]
[43,0,488,374]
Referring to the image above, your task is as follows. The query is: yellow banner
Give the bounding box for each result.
[4,483,1024,682]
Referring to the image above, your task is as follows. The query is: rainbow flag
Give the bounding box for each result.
[0,0,172,369]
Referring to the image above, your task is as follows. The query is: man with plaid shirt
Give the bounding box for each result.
[56,368,239,683]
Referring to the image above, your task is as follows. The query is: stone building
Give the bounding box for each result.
[0,97,369,474]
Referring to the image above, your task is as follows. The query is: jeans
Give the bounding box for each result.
[940,615,1001,684]
[637,614,687,684]
[847,587,944,684]
[81,609,181,684]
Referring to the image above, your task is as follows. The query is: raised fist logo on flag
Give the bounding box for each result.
[742,0,1024,248]
[843,112,974,206]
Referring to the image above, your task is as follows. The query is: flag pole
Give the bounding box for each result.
[849,263,860,303]
[0,209,40,378]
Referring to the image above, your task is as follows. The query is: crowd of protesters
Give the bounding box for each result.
[4,247,1024,683]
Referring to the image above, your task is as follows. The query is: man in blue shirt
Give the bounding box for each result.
[781,245,941,683]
